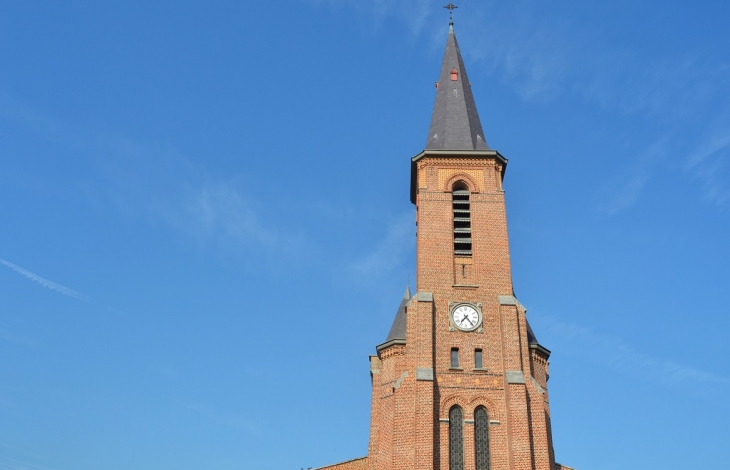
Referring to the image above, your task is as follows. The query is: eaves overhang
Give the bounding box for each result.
[409,149,508,204]
[529,342,551,359]
[376,338,406,353]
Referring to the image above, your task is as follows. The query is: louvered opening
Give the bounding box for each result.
[453,186,472,256]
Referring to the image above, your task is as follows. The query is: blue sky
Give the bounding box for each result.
[1,1,729,469]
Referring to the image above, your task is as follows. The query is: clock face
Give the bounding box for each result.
[451,304,480,331]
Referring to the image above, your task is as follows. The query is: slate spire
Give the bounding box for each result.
[384,286,412,343]
[425,24,490,150]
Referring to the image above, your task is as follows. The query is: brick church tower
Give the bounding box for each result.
[317,21,573,470]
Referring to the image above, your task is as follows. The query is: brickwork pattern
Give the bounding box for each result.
[320,153,572,469]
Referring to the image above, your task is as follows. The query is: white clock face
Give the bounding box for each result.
[451,304,480,331]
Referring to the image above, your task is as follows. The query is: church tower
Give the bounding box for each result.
[317,20,573,470]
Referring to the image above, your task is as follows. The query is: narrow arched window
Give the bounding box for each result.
[449,406,464,470]
[474,406,491,470]
[453,183,472,256]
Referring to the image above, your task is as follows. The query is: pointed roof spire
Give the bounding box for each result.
[425,24,490,151]
[384,287,412,343]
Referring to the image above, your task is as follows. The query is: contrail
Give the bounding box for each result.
[0,258,91,302]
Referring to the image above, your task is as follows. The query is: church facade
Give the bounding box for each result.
[317,24,573,470]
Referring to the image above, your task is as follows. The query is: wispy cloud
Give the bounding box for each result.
[324,1,730,213]
[603,170,649,216]
[350,213,414,277]
[150,178,313,271]
[0,326,38,348]
[0,443,57,470]
[183,181,285,249]
[97,145,313,266]
[0,94,312,268]
[601,138,669,215]
[313,1,573,101]
[0,458,58,470]
[685,129,730,205]
[0,258,90,302]
[462,4,573,102]
[307,0,433,36]
[540,317,728,385]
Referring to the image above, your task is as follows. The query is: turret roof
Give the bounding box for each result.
[385,286,411,343]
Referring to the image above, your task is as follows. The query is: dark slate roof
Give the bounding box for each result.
[526,319,538,345]
[425,25,490,151]
[526,319,551,357]
[385,287,411,342]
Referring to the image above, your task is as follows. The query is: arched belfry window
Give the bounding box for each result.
[453,183,472,256]
[449,406,464,470]
[474,406,491,470]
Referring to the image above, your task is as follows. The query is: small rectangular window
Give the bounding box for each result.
[451,348,460,368]
[474,349,483,369]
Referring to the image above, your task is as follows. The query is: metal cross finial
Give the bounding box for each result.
[444,3,458,25]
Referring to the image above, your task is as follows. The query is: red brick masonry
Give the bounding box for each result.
[317,155,576,470]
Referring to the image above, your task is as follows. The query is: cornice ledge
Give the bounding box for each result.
[498,294,525,309]
[412,149,507,164]
[529,342,552,358]
[410,150,508,204]
[376,338,406,353]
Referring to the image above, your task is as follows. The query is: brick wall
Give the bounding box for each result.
[318,152,566,469]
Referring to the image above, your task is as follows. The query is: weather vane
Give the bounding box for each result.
[444,3,458,25]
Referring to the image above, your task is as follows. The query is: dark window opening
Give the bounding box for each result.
[475,349,483,369]
[474,406,491,470]
[449,406,464,470]
[452,183,472,256]
[451,348,460,368]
